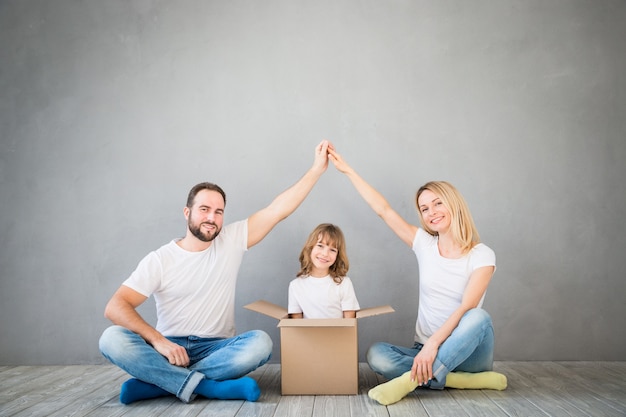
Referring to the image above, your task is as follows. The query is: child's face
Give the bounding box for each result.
[309,236,338,277]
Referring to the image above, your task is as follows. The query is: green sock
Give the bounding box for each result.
[445,371,507,390]
[368,371,418,405]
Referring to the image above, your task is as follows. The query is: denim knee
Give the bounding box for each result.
[99,325,140,362]
[366,342,392,374]
[99,325,123,357]
[236,330,273,368]
[249,330,273,360]
[463,308,492,330]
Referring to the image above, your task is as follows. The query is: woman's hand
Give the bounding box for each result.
[411,341,438,386]
[328,147,352,174]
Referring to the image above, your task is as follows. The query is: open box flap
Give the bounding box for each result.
[244,300,288,320]
[278,318,356,328]
[356,305,395,319]
[245,300,394,321]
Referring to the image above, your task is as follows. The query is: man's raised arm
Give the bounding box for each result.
[246,140,330,249]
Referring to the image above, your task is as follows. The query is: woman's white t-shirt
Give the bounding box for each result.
[412,228,496,344]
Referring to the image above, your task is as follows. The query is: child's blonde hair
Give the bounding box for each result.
[416,181,480,254]
[297,223,349,283]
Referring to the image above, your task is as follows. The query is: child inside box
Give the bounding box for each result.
[288,223,360,319]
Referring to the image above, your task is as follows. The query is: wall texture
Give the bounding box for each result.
[1,0,625,365]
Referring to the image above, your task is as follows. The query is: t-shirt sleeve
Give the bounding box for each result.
[287,279,302,314]
[412,228,436,252]
[228,219,249,252]
[122,251,162,297]
[471,244,496,272]
[340,277,360,311]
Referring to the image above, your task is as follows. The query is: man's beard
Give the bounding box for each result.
[188,219,221,242]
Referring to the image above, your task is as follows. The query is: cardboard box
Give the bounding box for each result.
[244,300,394,395]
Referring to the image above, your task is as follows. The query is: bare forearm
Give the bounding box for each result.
[247,141,329,248]
[330,147,416,246]
[329,147,392,217]
[429,297,485,349]
[343,169,391,217]
[428,309,465,349]
[270,165,325,220]
[104,299,163,345]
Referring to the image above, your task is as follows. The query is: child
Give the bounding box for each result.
[288,223,360,319]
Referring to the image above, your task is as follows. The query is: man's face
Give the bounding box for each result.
[186,190,225,242]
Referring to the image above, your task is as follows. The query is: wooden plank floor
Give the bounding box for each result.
[0,362,625,417]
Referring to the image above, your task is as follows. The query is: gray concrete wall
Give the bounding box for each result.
[1,0,624,365]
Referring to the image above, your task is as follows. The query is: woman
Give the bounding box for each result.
[328,147,506,405]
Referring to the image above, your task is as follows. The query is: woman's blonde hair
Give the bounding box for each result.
[416,181,480,254]
[297,223,349,283]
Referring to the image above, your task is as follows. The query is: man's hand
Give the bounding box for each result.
[152,338,190,367]
[312,139,331,173]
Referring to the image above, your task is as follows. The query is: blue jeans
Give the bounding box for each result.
[99,326,272,402]
[367,308,494,389]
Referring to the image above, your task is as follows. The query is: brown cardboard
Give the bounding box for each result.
[244,300,394,395]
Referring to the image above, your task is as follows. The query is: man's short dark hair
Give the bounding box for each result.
[186,182,226,208]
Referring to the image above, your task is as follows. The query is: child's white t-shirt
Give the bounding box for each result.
[288,275,360,319]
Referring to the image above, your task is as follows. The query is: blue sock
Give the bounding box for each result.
[119,378,171,404]
[194,376,261,402]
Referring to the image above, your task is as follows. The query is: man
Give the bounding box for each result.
[99,141,331,404]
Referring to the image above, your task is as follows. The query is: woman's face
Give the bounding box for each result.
[418,189,451,234]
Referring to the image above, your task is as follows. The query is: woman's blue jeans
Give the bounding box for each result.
[367,308,494,389]
[99,326,272,402]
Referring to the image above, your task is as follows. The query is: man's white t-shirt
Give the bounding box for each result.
[288,275,360,319]
[122,220,248,338]
[412,228,496,344]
